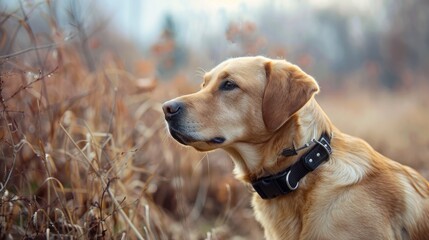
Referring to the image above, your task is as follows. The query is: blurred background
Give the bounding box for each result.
[1,0,428,239]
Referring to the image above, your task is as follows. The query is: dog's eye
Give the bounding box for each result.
[219,80,238,91]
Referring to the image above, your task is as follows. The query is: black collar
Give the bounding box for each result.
[251,133,332,199]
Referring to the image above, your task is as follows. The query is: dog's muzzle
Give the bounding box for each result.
[162,100,226,145]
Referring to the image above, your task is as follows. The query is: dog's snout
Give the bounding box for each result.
[162,100,184,119]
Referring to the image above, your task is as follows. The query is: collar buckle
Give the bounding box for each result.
[314,137,332,155]
[285,170,299,190]
[304,135,332,171]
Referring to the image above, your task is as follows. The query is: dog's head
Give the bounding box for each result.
[162,56,319,153]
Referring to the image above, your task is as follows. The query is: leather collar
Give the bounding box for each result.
[251,133,332,199]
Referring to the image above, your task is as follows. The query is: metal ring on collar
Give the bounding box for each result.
[285,170,299,190]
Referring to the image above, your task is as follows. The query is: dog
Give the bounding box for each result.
[162,56,429,239]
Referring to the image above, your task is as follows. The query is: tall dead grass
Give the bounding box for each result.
[0,2,261,239]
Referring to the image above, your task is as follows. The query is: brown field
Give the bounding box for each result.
[1,2,429,239]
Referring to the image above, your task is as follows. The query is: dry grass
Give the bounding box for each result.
[0,3,260,239]
[1,1,428,240]
[0,58,260,239]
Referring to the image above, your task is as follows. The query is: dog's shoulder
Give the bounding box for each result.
[328,132,429,239]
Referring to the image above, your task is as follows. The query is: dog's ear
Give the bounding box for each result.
[262,60,319,132]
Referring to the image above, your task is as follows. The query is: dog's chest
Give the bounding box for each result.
[251,187,391,240]
[252,193,304,239]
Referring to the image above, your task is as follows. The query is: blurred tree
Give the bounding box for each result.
[379,0,429,88]
[254,0,428,89]
[226,20,267,55]
[151,14,187,80]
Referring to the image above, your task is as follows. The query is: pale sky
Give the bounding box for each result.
[96,0,376,48]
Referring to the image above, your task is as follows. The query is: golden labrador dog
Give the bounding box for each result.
[162,56,429,239]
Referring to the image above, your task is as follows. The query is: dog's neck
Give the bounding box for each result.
[226,98,334,183]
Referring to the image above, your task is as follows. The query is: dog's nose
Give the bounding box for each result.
[162,100,184,119]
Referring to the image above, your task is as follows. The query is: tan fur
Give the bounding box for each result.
[163,56,429,239]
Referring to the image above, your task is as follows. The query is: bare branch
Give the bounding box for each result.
[0,33,77,60]
[4,66,59,102]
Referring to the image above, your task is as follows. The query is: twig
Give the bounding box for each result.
[0,115,16,194]
[0,74,7,111]
[99,177,118,237]
[0,34,76,60]
[67,1,95,72]
[59,123,145,240]
[4,66,59,102]
[0,73,17,193]
[0,43,57,60]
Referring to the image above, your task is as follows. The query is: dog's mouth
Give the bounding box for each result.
[208,137,226,144]
[168,127,225,146]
